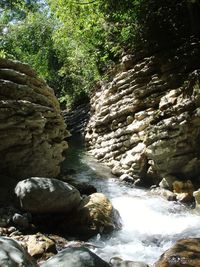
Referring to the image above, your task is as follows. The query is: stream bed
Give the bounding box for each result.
[63,136,200,266]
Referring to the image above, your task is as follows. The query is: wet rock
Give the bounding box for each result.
[0,58,69,180]
[12,213,30,229]
[150,187,176,201]
[193,189,200,209]
[61,193,121,239]
[69,181,97,195]
[119,174,134,183]
[14,233,56,259]
[40,246,110,267]
[110,256,149,266]
[173,180,194,204]
[155,238,200,267]
[0,236,37,266]
[15,177,81,213]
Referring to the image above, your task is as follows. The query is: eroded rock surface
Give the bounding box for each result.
[85,40,200,186]
[0,58,69,179]
[155,238,200,267]
[61,192,122,239]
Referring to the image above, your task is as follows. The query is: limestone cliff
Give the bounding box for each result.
[85,39,200,186]
[0,58,69,179]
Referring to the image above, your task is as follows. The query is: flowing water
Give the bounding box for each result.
[63,136,200,266]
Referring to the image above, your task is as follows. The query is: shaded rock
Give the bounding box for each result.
[69,181,97,196]
[12,213,30,229]
[61,193,121,239]
[110,257,149,267]
[193,189,200,209]
[173,180,194,204]
[119,174,134,183]
[150,187,177,201]
[40,246,110,267]
[0,236,37,266]
[155,238,200,267]
[0,58,69,180]
[13,233,56,260]
[63,103,90,135]
[15,177,81,213]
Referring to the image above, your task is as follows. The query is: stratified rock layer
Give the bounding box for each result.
[86,40,200,185]
[0,58,69,179]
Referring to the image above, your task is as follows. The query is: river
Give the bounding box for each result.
[63,135,200,266]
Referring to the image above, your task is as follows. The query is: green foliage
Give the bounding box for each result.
[1,0,198,108]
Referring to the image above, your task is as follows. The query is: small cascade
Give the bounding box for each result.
[62,138,200,266]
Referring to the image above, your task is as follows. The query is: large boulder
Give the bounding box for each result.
[61,193,121,239]
[15,177,81,213]
[0,58,69,180]
[40,246,110,267]
[0,236,37,266]
[155,238,200,267]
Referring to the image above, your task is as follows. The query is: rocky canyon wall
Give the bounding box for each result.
[0,58,69,180]
[85,40,200,187]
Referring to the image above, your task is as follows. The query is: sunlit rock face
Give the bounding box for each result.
[0,58,69,179]
[85,40,200,186]
[155,238,200,267]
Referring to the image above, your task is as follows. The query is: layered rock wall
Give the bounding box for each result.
[0,58,69,179]
[85,40,200,186]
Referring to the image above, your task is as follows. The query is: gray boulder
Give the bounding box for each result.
[41,246,110,267]
[0,236,37,266]
[15,177,81,213]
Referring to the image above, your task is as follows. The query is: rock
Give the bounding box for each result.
[159,175,177,190]
[13,233,56,259]
[173,180,194,203]
[85,41,200,187]
[110,256,149,266]
[12,213,30,229]
[61,193,122,239]
[69,181,97,195]
[193,189,200,209]
[15,177,81,213]
[150,187,177,201]
[155,238,200,267]
[119,174,134,183]
[113,262,148,267]
[172,180,194,194]
[40,246,110,267]
[0,236,37,266]
[0,58,69,180]
[63,103,90,134]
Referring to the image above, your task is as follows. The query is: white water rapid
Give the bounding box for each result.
[64,140,200,266]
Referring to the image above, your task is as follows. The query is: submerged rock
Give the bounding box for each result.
[15,177,81,213]
[155,238,200,267]
[40,246,110,267]
[110,256,149,267]
[0,236,37,266]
